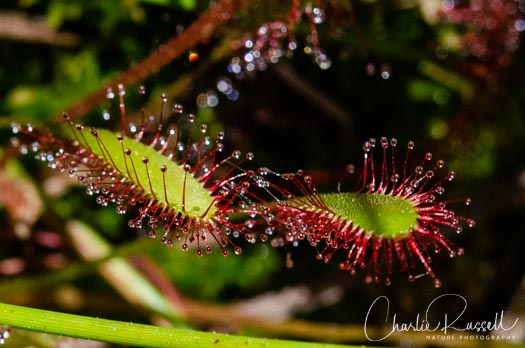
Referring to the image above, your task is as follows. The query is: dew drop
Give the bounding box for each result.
[380,64,391,79]
[465,198,472,206]
[96,196,108,206]
[391,173,400,182]
[149,231,156,238]
[10,123,20,134]
[425,152,432,161]
[0,326,11,344]
[257,167,269,176]
[390,138,397,147]
[467,219,476,227]
[200,124,207,133]
[433,278,442,288]
[346,164,355,174]
[232,150,241,159]
[447,171,456,181]
[139,85,146,95]
[106,87,115,99]
[187,114,195,123]
[365,62,376,76]
[314,49,331,70]
[312,7,325,24]
[161,93,168,103]
[381,137,388,148]
[270,237,280,247]
[338,262,346,270]
[172,104,184,114]
[245,152,254,161]
[181,243,189,251]
[118,84,126,97]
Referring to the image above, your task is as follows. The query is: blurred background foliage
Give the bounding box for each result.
[0,0,524,347]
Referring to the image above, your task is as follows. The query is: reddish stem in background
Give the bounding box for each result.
[62,0,252,121]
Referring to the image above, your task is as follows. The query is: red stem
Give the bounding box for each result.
[63,0,252,120]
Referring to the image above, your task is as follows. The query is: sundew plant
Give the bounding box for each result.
[0,1,524,347]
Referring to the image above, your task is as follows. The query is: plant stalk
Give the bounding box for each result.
[0,302,355,348]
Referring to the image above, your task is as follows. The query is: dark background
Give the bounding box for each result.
[0,1,524,347]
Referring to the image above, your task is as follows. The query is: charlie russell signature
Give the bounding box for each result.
[364,294,520,341]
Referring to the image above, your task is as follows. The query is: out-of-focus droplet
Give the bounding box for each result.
[188,51,199,62]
